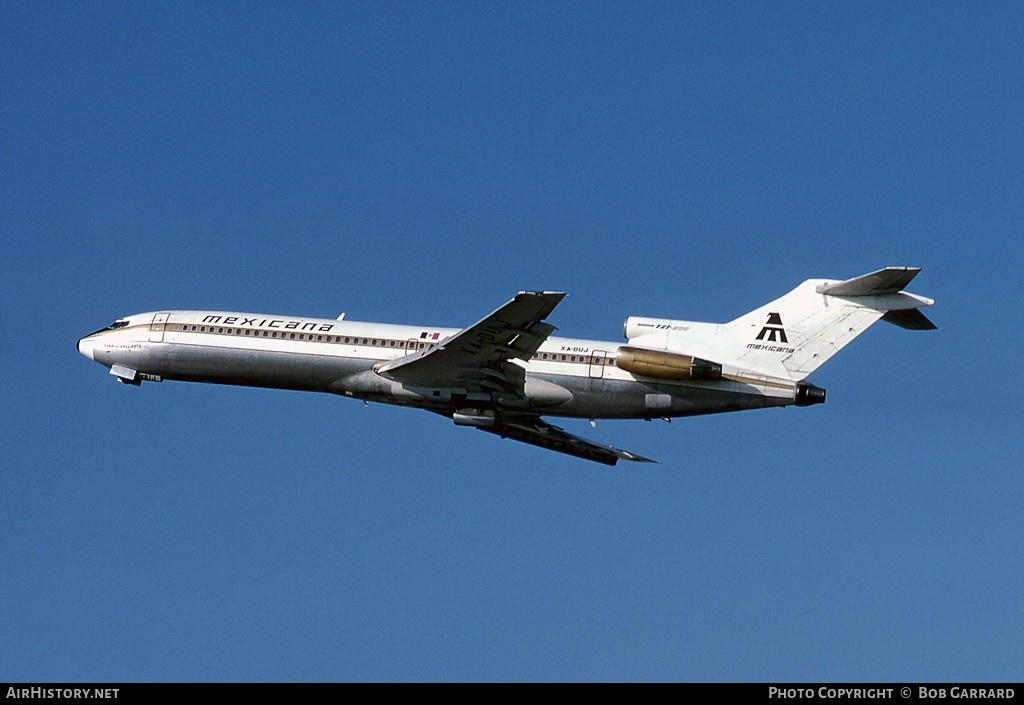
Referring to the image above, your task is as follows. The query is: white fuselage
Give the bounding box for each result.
[77,310,798,420]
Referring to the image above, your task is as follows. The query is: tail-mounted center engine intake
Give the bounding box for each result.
[615,346,723,381]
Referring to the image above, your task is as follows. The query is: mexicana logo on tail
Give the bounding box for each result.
[755,312,788,343]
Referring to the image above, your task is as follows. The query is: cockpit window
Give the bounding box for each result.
[83,319,130,339]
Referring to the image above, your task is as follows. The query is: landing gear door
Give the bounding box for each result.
[589,350,607,379]
[149,312,170,343]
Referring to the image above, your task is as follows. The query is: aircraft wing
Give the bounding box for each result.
[375,291,566,398]
[479,414,659,466]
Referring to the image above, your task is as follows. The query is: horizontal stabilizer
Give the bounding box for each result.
[815,266,922,296]
[881,308,937,330]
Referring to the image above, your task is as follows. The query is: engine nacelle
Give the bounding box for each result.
[623,316,702,341]
[615,346,722,381]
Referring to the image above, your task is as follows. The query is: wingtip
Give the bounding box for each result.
[618,450,660,464]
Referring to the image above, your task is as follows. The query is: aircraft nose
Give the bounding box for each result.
[77,336,95,361]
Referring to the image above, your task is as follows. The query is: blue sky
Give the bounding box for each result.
[3,1,1022,681]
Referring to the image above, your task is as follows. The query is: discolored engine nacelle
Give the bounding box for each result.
[615,346,723,381]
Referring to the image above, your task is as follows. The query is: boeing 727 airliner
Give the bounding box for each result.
[78,266,935,465]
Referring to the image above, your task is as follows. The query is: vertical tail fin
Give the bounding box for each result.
[691,267,935,381]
